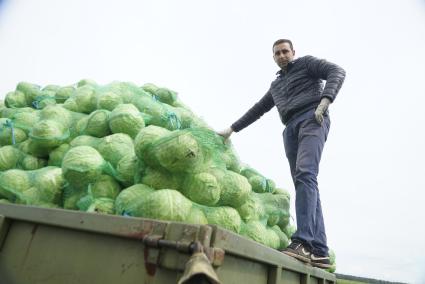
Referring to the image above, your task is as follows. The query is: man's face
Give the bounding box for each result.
[273,42,295,69]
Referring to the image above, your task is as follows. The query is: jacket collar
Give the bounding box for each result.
[276,57,299,76]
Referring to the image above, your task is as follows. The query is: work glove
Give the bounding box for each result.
[217,127,233,140]
[314,97,331,125]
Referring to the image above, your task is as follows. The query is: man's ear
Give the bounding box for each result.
[293,50,296,56]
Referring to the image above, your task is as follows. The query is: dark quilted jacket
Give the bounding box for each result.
[231,55,346,131]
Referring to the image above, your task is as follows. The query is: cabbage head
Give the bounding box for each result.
[96,91,123,111]
[62,146,105,189]
[0,169,31,201]
[115,184,155,215]
[134,125,170,160]
[211,169,251,208]
[200,205,242,233]
[0,145,21,171]
[5,90,27,108]
[78,110,111,137]
[182,172,221,206]
[145,131,203,173]
[97,133,134,167]
[109,104,145,138]
[116,155,138,187]
[132,189,192,222]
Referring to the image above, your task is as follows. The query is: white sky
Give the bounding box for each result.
[1,0,425,282]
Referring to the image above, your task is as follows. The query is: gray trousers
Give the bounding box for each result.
[283,108,330,256]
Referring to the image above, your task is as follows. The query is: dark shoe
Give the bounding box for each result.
[310,254,332,269]
[281,241,311,263]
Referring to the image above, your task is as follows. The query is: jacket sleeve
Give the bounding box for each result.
[231,89,275,132]
[305,55,346,102]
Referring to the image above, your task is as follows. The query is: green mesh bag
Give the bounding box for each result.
[197,204,242,233]
[5,90,27,108]
[10,110,41,133]
[16,82,42,106]
[240,221,280,249]
[115,184,155,215]
[116,155,138,187]
[144,130,204,173]
[88,175,121,199]
[55,86,75,103]
[153,87,178,105]
[181,172,221,206]
[236,192,267,223]
[69,135,99,148]
[134,125,170,160]
[76,109,111,137]
[72,85,98,114]
[0,167,64,206]
[28,119,70,157]
[109,104,145,138]
[96,90,123,111]
[62,146,110,190]
[0,169,31,201]
[0,145,21,171]
[77,195,115,214]
[141,167,183,190]
[97,133,135,167]
[31,90,57,109]
[0,118,27,146]
[29,167,64,205]
[63,185,86,210]
[63,97,79,112]
[131,95,181,130]
[210,169,251,208]
[186,206,208,225]
[19,153,47,170]
[270,225,290,249]
[48,143,71,167]
[141,83,159,95]
[131,189,192,222]
[282,223,296,239]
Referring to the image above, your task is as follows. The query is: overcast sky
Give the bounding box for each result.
[1,0,425,282]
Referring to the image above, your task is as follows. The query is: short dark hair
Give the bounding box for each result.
[272,39,294,51]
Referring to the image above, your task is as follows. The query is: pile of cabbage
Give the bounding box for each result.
[0,80,297,253]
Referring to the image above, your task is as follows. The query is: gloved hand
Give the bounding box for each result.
[217,127,233,140]
[314,97,331,125]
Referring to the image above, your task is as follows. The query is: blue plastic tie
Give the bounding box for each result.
[5,120,16,145]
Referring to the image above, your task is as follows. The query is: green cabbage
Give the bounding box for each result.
[199,205,242,233]
[116,155,138,187]
[211,169,251,208]
[5,90,27,108]
[78,109,111,137]
[115,184,155,215]
[145,131,204,173]
[0,169,31,201]
[97,133,134,167]
[109,104,145,138]
[96,91,123,111]
[141,167,183,190]
[181,172,221,206]
[62,146,106,189]
[134,125,170,160]
[55,86,75,103]
[132,189,192,222]
[48,143,71,166]
[0,146,21,171]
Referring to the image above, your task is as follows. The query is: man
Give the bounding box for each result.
[218,39,345,269]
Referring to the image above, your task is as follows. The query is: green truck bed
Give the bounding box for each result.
[0,203,336,284]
